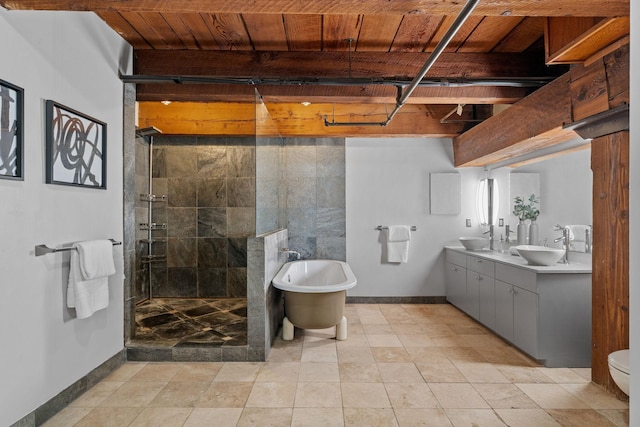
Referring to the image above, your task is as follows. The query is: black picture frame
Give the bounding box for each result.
[0,79,24,180]
[45,100,107,189]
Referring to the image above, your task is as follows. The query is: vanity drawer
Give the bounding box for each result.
[446,250,467,268]
[466,255,494,277]
[495,263,537,293]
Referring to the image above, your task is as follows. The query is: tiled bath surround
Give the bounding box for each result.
[283,138,346,261]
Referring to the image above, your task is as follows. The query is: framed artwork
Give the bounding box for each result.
[45,100,107,189]
[0,79,24,180]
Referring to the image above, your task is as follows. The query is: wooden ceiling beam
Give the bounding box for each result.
[137,102,475,137]
[1,0,628,17]
[136,83,531,104]
[452,73,575,167]
[133,50,554,79]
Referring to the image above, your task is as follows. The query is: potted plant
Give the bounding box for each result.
[513,194,540,244]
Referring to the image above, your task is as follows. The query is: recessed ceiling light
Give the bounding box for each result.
[301,102,311,106]
[160,100,172,105]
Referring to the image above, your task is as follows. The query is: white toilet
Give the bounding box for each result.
[608,349,630,396]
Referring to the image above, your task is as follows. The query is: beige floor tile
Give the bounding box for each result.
[214,362,262,382]
[170,362,223,383]
[73,407,142,427]
[267,345,303,362]
[304,328,338,342]
[385,383,439,409]
[149,381,209,407]
[367,334,403,347]
[598,409,630,427]
[336,333,369,347]
[343,408,398,427]
[415,360,467,383]
[183,408,242,427]
[539,367,591,383]
[559,383,629,409]
[495,364,554,383]
[430,336,468,347]
[429,383,490,409]
[197,382,253,407]
[546,408,619,426]
[256,362,301,382]
[69,381,124,407]
[453,362,511,383]
[292,408,344,426]
[129,407,191,427]
[515,383,590,409]
[571,368,592,381]
[236,408,293,427]
[444,408,507,427]
[357,314,389,325]
[246,381,297,407]
[372,347,413,363]
[422,324,456,338]
[364,323,396,334]
[102,362,146,382]
[406,347,449,363]
[378,362,425,383]
[339,362,382,382]
[398,334,435,347]
[394,408,453,426]
[294,382,343,407]
[99,381,166,407]
[440,346,486,363]
[299,362,340,382]
[129,363,181,382]
[41,407,93,427]
[391,323,433,335]
[472,383,538,409]
[494,409,562,427]
[301,342,338,362]
[337,346,376,363]
[341,382,391,408]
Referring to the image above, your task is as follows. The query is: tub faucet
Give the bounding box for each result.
[553,225,570,264]
[280,248,301,260]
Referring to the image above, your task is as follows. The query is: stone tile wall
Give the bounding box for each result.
[148,136,255,298]
[284,138,346,261]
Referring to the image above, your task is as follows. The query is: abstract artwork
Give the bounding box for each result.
[45,100,107,189]
[0,79,24,180]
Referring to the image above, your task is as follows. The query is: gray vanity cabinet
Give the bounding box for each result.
[445,248,591,367]
[445,251,467,310]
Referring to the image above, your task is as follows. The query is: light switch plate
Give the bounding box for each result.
[466,219,471,227]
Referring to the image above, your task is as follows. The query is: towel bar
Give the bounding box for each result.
[375,225,417,231]
[35,239,122,257]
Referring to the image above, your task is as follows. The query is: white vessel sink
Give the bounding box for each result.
[515,245,565,266]
[459,236,488,251]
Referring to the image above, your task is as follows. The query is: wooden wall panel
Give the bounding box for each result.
[591,131,630,398]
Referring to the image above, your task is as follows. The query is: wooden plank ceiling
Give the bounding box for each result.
[0,0,629,139]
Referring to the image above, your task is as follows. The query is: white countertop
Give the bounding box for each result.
[445,246,592,274]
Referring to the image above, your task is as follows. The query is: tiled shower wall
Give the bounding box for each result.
[149,136,255,298]
[284,138,346,261]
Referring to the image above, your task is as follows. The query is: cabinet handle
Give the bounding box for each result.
[475,259,482,263]
[451,267,458,272]
[476,275,482,280]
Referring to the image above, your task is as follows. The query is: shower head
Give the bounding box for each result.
[135,126,162,138]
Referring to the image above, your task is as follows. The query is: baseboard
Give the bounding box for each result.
[346,296,448,304]
[11,350,126,427]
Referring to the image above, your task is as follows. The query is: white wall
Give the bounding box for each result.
[507,148,592,247]
[346,138,485,296]
[0,10,131,425]
[629,2,638,423]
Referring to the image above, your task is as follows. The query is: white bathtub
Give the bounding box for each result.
[272,260,357,340]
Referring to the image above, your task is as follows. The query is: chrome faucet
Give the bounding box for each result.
[505,225,514,244]
[483,224,495,251]
[553,225,571,264]
[280,247,301,260]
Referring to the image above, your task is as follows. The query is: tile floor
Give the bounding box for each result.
[44,304,628,426]
[132,298,247,347]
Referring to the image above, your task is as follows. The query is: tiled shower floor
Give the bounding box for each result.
[132,298,247,347]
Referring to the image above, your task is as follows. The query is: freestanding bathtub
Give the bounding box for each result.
[272,260,357,340]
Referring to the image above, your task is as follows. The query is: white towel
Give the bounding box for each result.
[67,240,115,319]
[566,225,590,242]
[386,225,411,263]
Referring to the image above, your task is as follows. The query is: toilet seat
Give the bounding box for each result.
[608,350,629,375]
